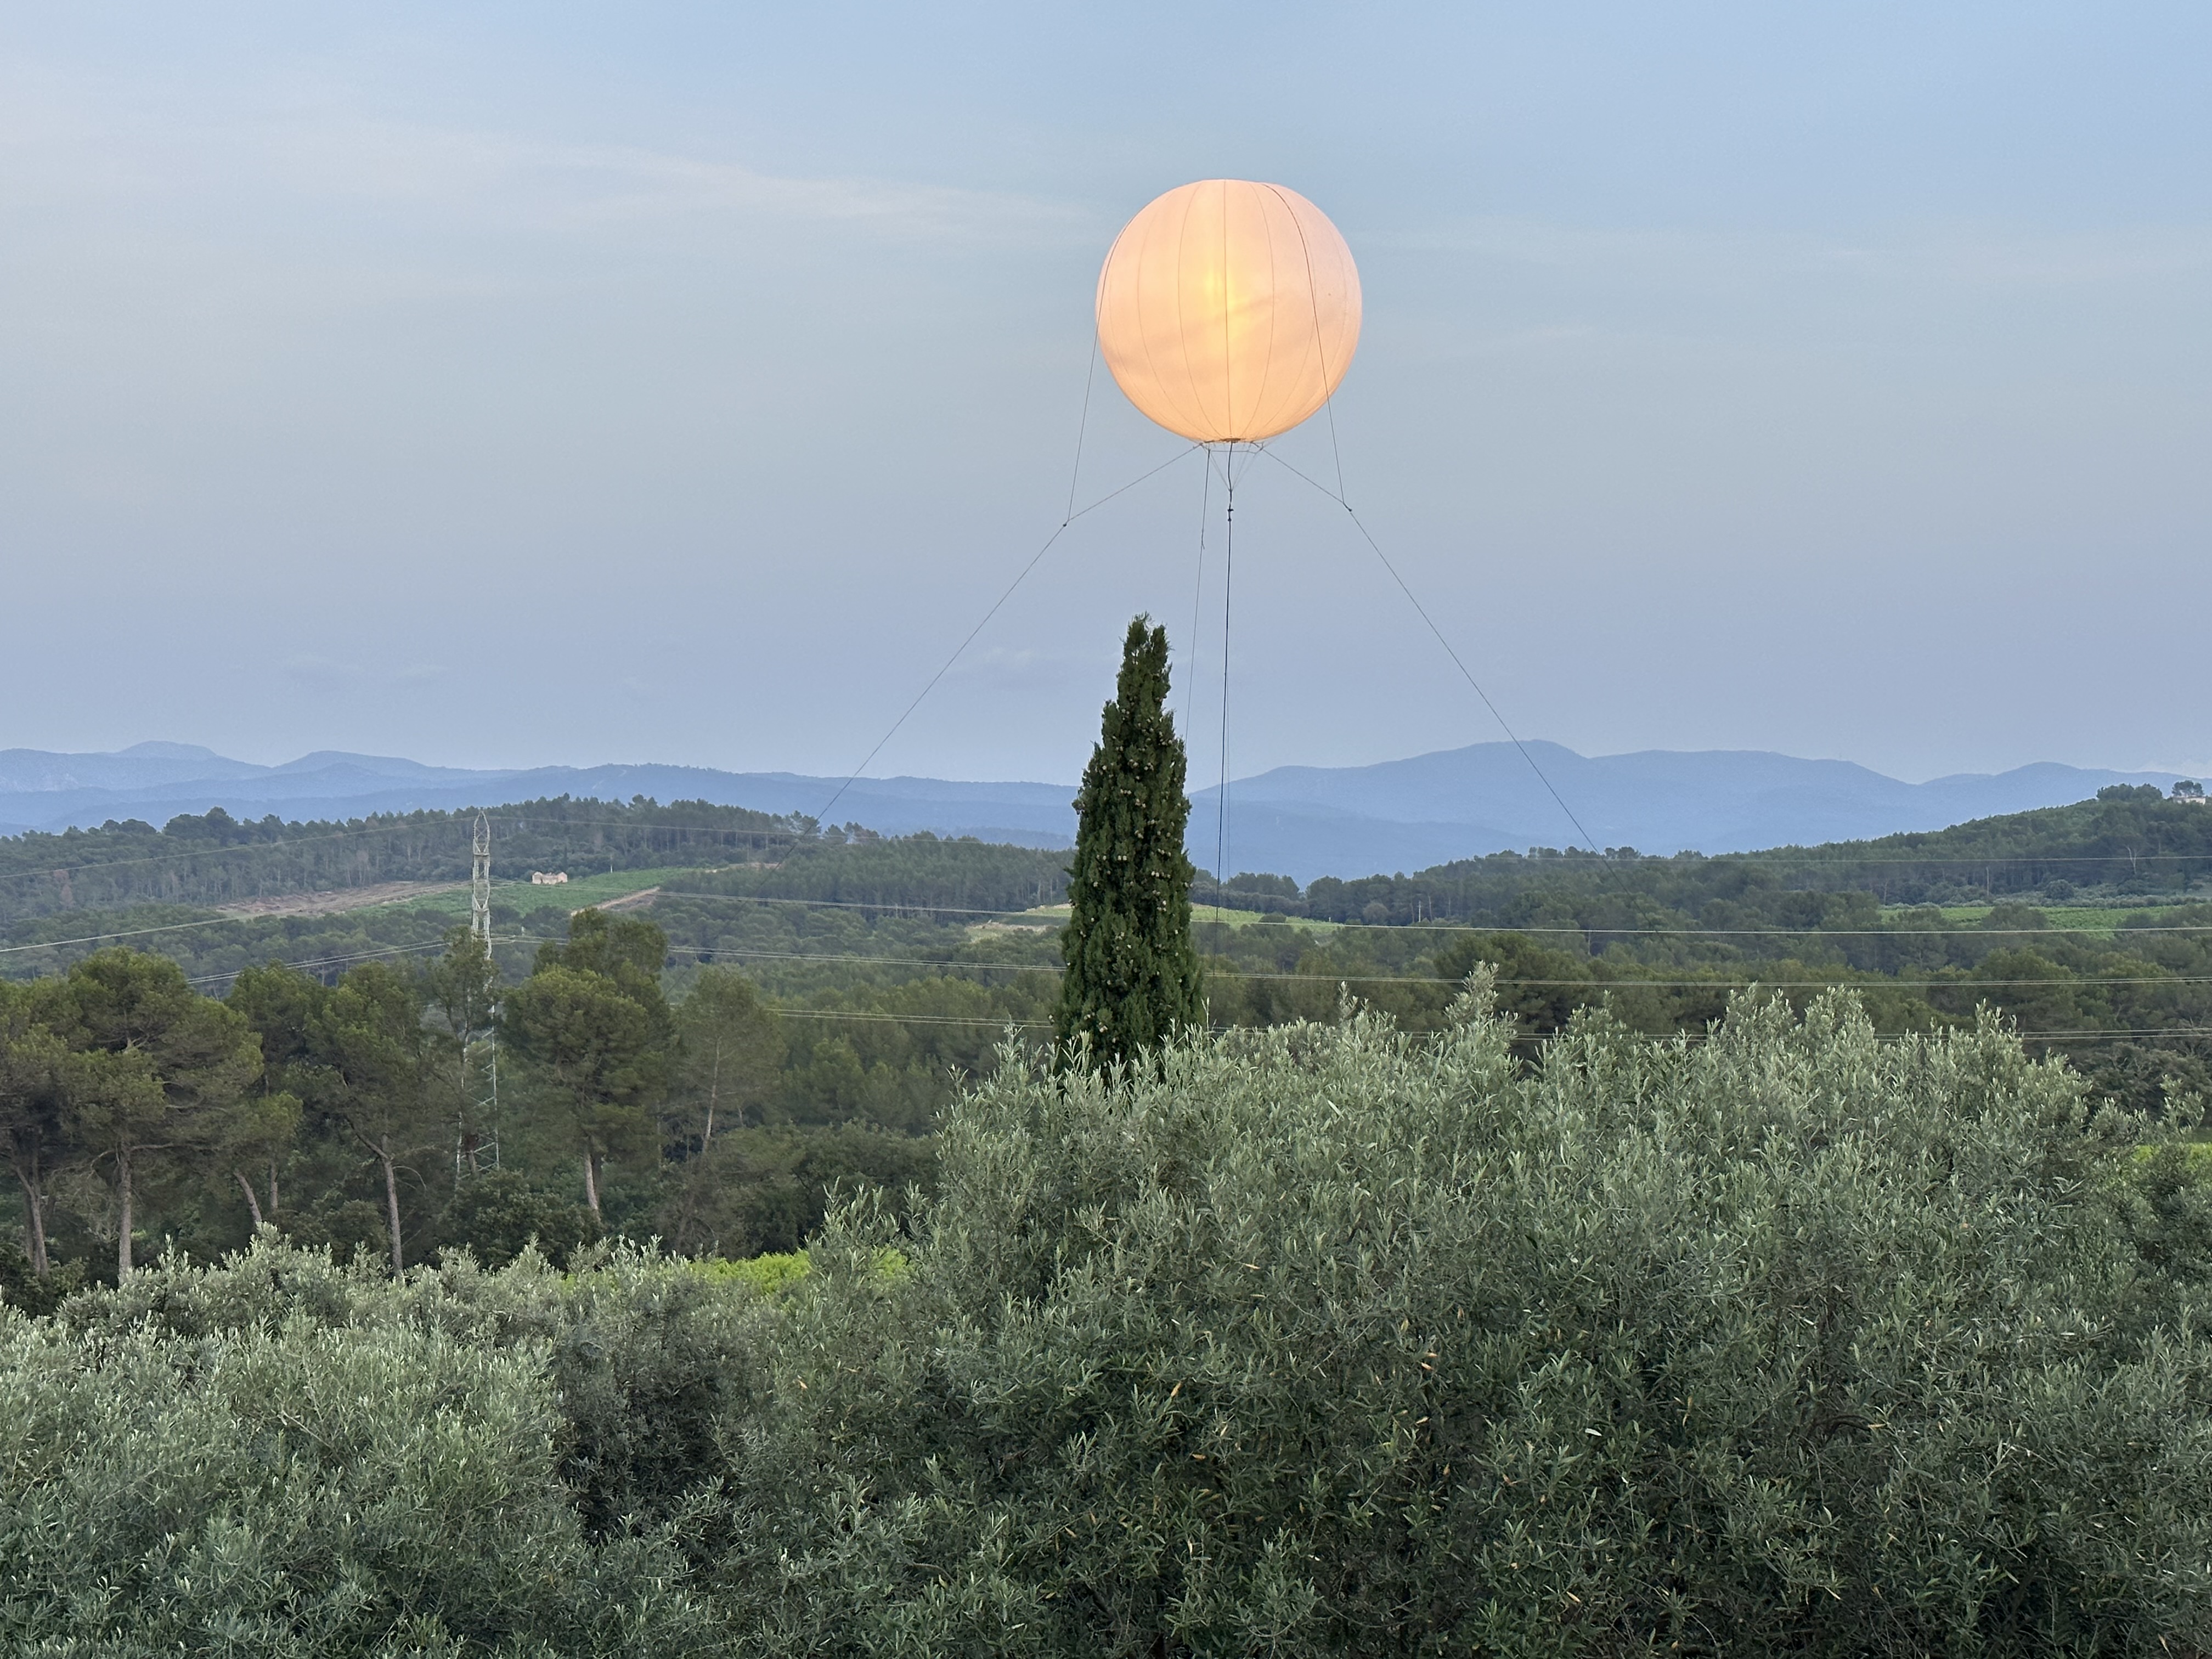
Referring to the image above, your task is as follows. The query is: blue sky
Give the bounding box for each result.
[3,3,2207,783]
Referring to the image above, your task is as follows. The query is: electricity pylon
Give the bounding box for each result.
[456,808,501,1177]
[471,810,491,945]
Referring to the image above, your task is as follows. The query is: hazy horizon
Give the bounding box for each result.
[2,732,2194,796]
[5,5,2208,783]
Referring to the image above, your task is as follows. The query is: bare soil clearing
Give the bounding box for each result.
[214,881,467,919]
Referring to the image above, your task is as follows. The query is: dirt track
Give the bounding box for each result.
[213,881,466,919]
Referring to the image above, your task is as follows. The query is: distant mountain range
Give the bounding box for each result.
[0,743,1076,849]
[0,741,2188,883]
[1192,743,2192,881]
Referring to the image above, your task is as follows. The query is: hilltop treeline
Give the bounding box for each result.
[1266,785,2212,923]
[9,784,2205,938]
[8,995,2212,1655]
[0,796,796,926]
[8,788,2212,1142]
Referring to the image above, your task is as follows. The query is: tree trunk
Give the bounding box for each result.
[380,1148,404,1274]
[702,1041,723,1150]
[268,1159,279,1217]
[583,1150,601,1216]
[15,1167,48,1278]
[233,1168,264,1230]
[116,1148,134,1280]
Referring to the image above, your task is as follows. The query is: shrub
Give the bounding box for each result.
[658,1123,934,1257]
[10,988,2212,1656]
[730,982,2212,1657]
[7,1235,788,1654]
[0,1295,718,1655]
[438,1166,603,1268]
[0,1240,83,1316]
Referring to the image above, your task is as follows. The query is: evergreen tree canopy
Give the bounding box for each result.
[1056,616,1203,1071]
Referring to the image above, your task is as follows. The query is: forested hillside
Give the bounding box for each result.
[8,785,2212,1310]
[6,796,2212,1650]
[9,997,2212,1654]
[1277,782,2212,923]
[0,795,793,926]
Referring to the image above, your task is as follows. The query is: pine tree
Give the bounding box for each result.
[1056,616,1204,1073]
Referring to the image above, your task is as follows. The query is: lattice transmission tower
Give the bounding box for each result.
[471,809,492,944]
[456,808,501,1176]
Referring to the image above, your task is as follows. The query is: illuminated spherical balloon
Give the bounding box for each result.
[1094,179,1361,445]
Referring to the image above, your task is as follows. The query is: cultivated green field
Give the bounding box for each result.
[1193,903,1343,934]
[1003,902,1345,935]
[1897,904,2182,937]
[402,865,704,918]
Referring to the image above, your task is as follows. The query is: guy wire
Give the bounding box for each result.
[1214,442,1238,953]
[823,327,1104,828]
[1262,447,1606,859]
[1065,333,1099,522]
[1273,303,1617,888]
[815,438,1201,826]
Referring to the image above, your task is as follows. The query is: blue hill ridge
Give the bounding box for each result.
[0,742,2186,883]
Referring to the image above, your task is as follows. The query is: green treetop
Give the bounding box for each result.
[502,912,671,1217]
[1056,615,1204,1073]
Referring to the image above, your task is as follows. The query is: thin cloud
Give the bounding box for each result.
[1378,216,2212,296]
[328,129,1088,245]
[0,61,1089,249]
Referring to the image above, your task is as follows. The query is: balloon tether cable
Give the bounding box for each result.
[1262,447,1605,858]
[816,332,1198,826]
[1212,442,1238,952]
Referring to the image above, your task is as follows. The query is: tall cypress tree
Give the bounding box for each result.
[1056,616,1204,1073]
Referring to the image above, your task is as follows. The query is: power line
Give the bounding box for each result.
[688,946,1055,972]
[674,941,2212,992]
[182,939,458,986]
[651,887,2212,939]
[2012,1028,2212,1041]
[772,1007,1053,1030]
[648,1005,2212,1046]
[0,811,795,889]
[7,879,2205,967]
[33,927,2200,1046]
[657,891,1048,918]
[1635,1025,2212,1046]
[676,943,2212,993]
[182,932,555,989]
[0,916,272,956]
[6,800,2206,914]
[1386,850,2212,867]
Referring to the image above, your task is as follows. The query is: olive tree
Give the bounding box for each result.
[733,983,2212,1657]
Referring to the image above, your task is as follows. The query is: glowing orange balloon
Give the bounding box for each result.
[1094,179,1361,444]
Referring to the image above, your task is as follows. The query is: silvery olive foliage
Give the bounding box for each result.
[8,980,2212,1656]
[0,1244,764,1657]
[731,981,2212,1657]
